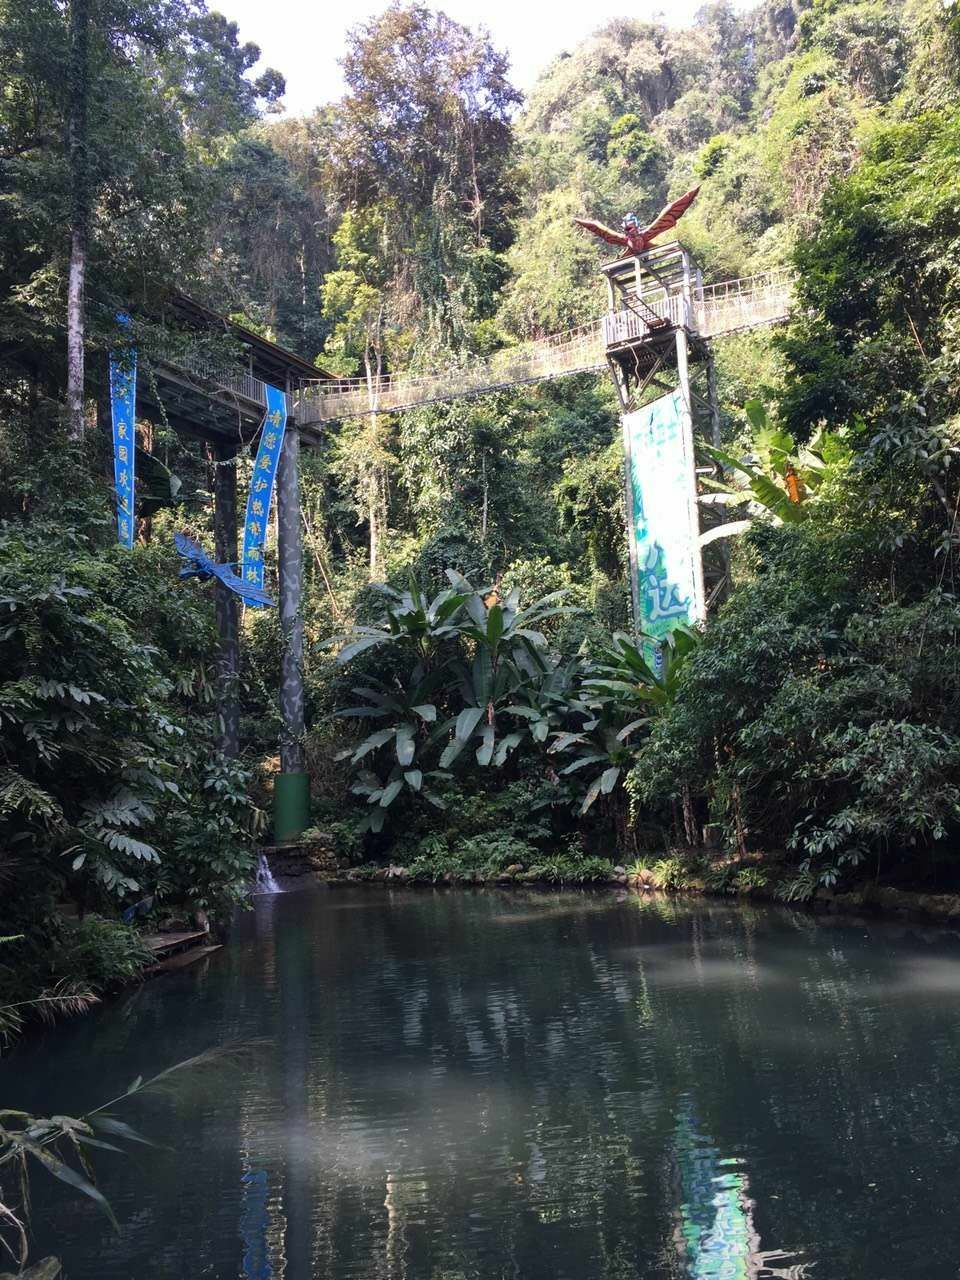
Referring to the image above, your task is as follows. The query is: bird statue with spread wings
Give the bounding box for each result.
[174,532,274,608]
[573,185,701,256]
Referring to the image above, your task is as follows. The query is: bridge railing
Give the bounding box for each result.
[151,338,276,414]
[295,269,796,424]
[297,320,607,424]
[697,267,794,338]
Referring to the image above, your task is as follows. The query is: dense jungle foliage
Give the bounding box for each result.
[3,0,960,1032]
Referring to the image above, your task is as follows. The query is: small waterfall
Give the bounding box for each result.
[254,852,281,894]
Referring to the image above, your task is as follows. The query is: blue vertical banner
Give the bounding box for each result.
[622,389,704,643]
[241,385,288,603]
[109,325,137,549]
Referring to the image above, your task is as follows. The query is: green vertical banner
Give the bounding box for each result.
[622,389,704,646]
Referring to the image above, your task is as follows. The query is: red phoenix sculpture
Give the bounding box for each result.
[573,185,701,255]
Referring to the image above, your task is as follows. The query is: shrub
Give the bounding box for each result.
[650,857,689,891]
[57,917,152,990]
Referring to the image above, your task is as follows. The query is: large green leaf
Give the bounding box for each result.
[749,473,805,523]
[395,724,416,766]
[486,604,504,649]
[352,728,396,763]
[379,780,403,808]
[493,733,522,766]
[580,775,604,815]
[336,633,389,665]
[439,736,468,768]
[744,398,769,434]
[559,754,606,775]
[455,706,485,742]
[600,766,621,794]
[476,724,495,766]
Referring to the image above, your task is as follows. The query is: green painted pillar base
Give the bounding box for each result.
[273,772,310,842]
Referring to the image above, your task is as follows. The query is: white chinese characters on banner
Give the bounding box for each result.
[622,390,704,643]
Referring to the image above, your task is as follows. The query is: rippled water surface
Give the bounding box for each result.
[6,888,960,1279]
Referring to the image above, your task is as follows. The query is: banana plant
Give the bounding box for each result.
[330,578,470,665]
[436,573,581,769]
[330,573,583,828]
[551,627,702,814]
[334,670,448,832]
[584,625,701,717]
[700,399,851,542]
[349,765,451,833]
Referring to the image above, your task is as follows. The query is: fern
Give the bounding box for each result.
[0,770,63,827]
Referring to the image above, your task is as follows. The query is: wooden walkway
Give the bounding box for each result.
[296,267,794,425]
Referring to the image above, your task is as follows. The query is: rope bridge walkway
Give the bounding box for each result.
[296,267,794,425]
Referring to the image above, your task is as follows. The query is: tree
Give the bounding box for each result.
[0,0,284,416]
[322,207,398,576]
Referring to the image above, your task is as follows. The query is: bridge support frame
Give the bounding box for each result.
[600,242,727,621]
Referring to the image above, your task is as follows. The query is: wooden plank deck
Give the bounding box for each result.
[150,944,223,975]
[143,929,209,958]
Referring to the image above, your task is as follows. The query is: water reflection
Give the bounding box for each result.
[673,1105,808,1279]
[4,890,960,1278]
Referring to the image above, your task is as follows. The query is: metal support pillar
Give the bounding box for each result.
[274,420,309,840]
[706,351,721,448]
[213,442,240,758]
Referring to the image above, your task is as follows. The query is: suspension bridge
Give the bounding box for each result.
[293,265,794,425]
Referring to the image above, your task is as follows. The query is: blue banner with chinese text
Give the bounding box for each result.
[241,384,288,603]
[109,333,137,549]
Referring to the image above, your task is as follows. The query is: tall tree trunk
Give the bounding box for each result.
[363,329,385,579]
[480,451,488,541]
[368,460,379,578]
[682,783,698,847]
[67,0,90,440]
[212,444,240,758]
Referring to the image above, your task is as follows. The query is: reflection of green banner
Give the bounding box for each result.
[675,1108,756,1279]
[622,390,704,638]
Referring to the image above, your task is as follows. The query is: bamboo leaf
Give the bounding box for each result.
[92,1116,152,1145]
[27,1146,116,1227]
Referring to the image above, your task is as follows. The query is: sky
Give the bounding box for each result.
[214,0,752,117]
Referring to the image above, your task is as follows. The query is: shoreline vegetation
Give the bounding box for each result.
[326,857,960,926]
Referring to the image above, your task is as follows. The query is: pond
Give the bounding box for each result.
[5,887,960,1279]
